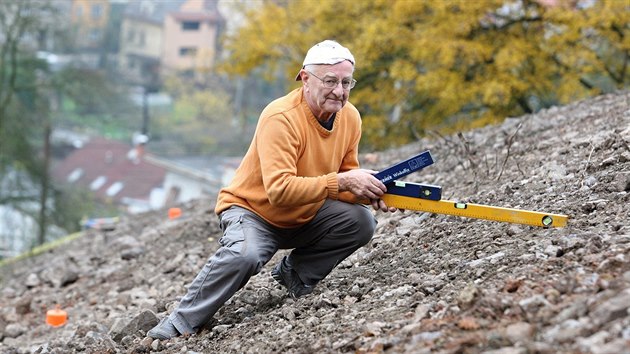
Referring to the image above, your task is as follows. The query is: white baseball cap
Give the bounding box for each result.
[295,40,355,81]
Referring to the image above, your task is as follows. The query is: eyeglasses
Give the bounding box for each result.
[307,70,357,90]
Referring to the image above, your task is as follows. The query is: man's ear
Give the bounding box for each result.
[299,69,309,83]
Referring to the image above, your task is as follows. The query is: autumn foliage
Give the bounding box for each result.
[220,0,628,149]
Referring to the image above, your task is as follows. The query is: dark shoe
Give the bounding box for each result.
[271,256,314,299]
[147,317,180,340]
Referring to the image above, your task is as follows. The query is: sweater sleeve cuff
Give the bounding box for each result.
[326,172,339,200]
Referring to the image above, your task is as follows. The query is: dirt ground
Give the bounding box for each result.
[1,91,629,354]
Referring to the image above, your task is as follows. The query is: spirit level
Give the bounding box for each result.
[380,193,568,228]
[371,150,569,227]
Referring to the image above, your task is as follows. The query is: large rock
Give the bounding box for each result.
[108,310,158,343]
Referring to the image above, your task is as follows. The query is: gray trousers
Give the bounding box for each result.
[169,199,376,334]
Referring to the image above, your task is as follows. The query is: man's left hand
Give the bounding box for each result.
[370,198,398,212]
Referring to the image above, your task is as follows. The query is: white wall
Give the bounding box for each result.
[162,171,217,204]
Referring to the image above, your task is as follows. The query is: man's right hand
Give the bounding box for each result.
[337,169,387,200]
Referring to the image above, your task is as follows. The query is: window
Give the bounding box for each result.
[127,29,135,42]
[179,47,198,57]
[75,5,83,18]
[89,29,101,42]
[67,168,83,183]
[91,4,102,20]
[106,182,124,197]
[90,176,107,190]
[140,1,155,15]
[181,21,200,31]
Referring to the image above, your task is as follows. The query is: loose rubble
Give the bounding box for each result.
[1,91,629,353]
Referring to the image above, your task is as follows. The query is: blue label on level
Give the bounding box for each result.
[373,150,434,184]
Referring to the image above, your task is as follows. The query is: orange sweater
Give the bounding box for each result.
[215,87,362,228]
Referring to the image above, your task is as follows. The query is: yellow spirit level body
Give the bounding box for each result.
[381,194,568,228]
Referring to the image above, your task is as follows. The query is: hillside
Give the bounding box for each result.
[1,91,629,354]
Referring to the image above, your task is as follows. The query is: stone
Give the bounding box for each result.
[457,284,479,310]
[504,322,535,343]
[107,310,158,343]
[25,273,40,288]
[4,323,27,338]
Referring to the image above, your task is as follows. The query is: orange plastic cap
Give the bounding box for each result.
[168,208,182,219]
[46,305,67,327]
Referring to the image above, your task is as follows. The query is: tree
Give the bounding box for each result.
[1,0,134,254]
[219,0,629,150]
[0,0,60,249]
[151,73,243,155]
[0,1,53,167]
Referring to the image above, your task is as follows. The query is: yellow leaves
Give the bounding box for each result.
[495,45,526,73]
[170,90,231,126]
[156,84,237,154]
[219,2,291,77]
[389,60,417,82]
[436,43,459,69]
[354,18,395,64]
[555,74,598,103]
[391,0,427,21]
[482,81,509,106]
[220,0,627,150]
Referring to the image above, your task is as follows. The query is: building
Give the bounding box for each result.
[51,137,167,214]
[144,154,240,207]
[70,0,111,50]
[51,134,240,214]
[118,0,225,85]
[162,0,224,74]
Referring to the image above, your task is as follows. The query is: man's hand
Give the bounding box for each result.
[370,198,398,213]
[338,169,397,212]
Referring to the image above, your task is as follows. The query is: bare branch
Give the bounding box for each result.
[496,121,523,181]
[409,122,423,141]
[457,132,478,170]
[457,132,479,192]
[580,142,596,188]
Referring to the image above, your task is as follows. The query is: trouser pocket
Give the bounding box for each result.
[218,208,245,251]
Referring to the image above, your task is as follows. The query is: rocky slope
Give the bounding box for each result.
[1,91,629,354]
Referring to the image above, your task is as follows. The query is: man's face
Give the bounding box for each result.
[302,60,354,121]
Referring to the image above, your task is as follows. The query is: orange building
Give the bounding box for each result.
[162,0,224,73]
[118,0,225,84]
[70,0,111,49]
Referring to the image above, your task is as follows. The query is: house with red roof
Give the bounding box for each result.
[51,137,167,213]
[51,135,241,214]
